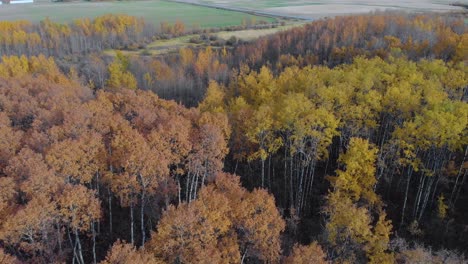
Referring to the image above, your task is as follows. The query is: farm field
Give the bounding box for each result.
[181,0,464,18]
[0,0,276,27]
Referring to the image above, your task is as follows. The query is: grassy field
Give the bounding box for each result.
[0,0,275,28]
[104,34,201,56]
[215,23,303,41]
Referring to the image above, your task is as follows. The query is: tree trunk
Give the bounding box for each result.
[268,155,272,189]
[289,149,294,209]
[75,228,85,264]
[450,146,468,205]
[400,166,413,228]
[261,157,265,188]
[186,172,191,202]
[108,187,113,237]
[201,160,208,188]
[303,159,316,214]
[418,176,435,221]
[92,221,97,264]
[130,199,134,245]
[194,172,200,200]
[430,175,441,208]
[241,248,248,264]
[56,223,62,254]
[284,145,288,207]
[67,226,77,264]
[454,170,467,206]
[296,155,305,214]
[413,174,426,220]
[178,177,182,205]
[141,190,146,247]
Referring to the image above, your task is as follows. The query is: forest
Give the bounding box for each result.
[0,9,467,264]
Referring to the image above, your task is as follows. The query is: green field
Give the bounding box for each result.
[0,0,275,28]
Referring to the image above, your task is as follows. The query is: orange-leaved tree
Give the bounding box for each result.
[148,173,285,263]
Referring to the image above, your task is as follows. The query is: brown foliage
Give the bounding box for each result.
[0,248,20,264]
[100,240,162,264]
[148,173,285,263]
[284,242,328,264]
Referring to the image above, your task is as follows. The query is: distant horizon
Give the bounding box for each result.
[0,0,33,4]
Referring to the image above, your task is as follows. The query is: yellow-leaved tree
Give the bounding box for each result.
[107,51,137,90]
[324,138,394,264]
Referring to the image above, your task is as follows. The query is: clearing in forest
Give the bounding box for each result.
[103,22,303,57]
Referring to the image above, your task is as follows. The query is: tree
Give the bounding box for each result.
[108,119,169,245]
[149,192,233,264]
[233,189,285,262]
[245,104,280,188]
[46,132,106,185]
[186,112,229,201]
[100,240,163,264]
[0,112,23,172]
[6,147,60,201]
[366,212,394,264]
[107,51,137,90]
[86,54,107,88]
[328,138,380,205]
[198,81,226,114]
[0,196,60,263]
[57,184,101,264]
[173,20,185,36]
[0,177,15,220]
[148,173,285,263]
[437,194,448,219]
[325,138,393,263]
[325,190,373,262]
[284,242,328,264]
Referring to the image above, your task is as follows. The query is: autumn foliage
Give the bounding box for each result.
[148,173,285,263]
[0,10,467,264]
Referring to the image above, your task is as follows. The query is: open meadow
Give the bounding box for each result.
[0,0,275,27]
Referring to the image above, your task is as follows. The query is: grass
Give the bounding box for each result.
[0,0,275,28]
[215,23,304,41]
[103,34,201,56]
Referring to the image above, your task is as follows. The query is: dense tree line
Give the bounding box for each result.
[0,11,467,264]
[76,12,466,106]
[3,13,464,106]
[0,15,156,57]
[231,12,466,69]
